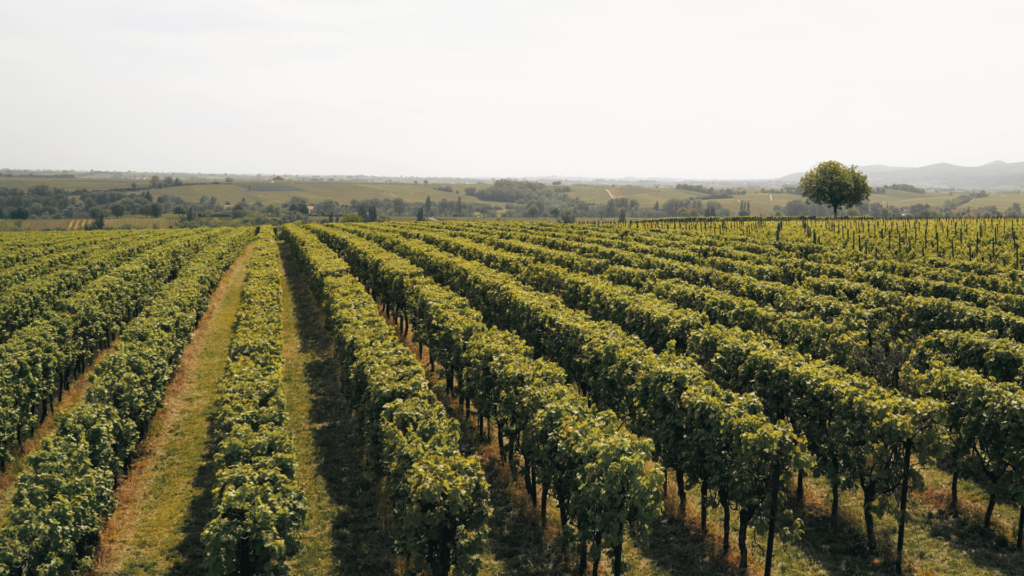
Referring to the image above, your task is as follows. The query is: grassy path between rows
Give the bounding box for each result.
[89,242,254,576]
[278,241,395,575]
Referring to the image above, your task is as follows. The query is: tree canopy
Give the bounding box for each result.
[798,161,871,217]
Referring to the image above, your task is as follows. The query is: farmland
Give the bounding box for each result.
[4,176,1024,223]
[0,215,182,232]
[2,219,1024,576]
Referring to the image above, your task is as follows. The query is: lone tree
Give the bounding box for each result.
[798,160,871,217]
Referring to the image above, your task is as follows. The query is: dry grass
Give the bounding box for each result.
[278,241,396,576]
[88,242,254,576]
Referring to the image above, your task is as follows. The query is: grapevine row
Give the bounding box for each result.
[0,227,251,575]
[449,223,1024,350]
[201,226,306,575]
[298,224,663,576]
[316,224,804,573]
[0,231,105,267]
[0,228,220,469]
[0,232,127,292]
[429,224,871,370]
[441,222,1024,553]
[280,224,492,576]
[0,230,185,342]
[369,223,944,556]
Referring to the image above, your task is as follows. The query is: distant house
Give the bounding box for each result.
[307,205,315,213]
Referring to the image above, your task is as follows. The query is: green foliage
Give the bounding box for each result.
[201,226,306,576]
[798,160,871,217]
[466,179,550,203]
[331,222,810,570]
[308,224,666,566]
[281,224,491,576]
[0,228,252,575]
[0,230,224,468]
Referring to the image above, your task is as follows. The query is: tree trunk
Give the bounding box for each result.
[863,483,877,552]
[701,480,709,533]
[541,484,549,527]
[722,487,730,554]
[738,507,754,569]
[1017,506,1024,550]
[896,442,911,574]
[765,465,781,576]
[591,533,601,576]
[796,469,804,505]
[578,541,588,576]
[677,472,687,520]
[831,482,841,531]
[950,469,959,512]
[985,493,997,530]
[526,463,538,507]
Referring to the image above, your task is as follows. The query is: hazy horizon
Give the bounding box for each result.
[3,1,1022,179]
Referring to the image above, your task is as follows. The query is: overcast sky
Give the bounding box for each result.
[2,0,1021,179]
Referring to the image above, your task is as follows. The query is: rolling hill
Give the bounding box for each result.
[778,161,1024,190]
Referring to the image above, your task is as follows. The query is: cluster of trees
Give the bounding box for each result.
[881,183,927,194]
[674,183,748,198]
[647,198,734,218]
[450,180,586,219]
[0,185,172,221]
[942,190,988,213]
[147,175,185,189]
[466,179,557,203]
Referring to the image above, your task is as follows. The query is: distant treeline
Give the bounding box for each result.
[674,183,751,199]
[881,183,928,194]
[0,172,78,179]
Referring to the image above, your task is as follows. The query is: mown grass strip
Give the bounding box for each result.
[277,240,395,576]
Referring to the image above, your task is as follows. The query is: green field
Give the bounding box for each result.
[127,181,513,210]
[4,177,1022,221]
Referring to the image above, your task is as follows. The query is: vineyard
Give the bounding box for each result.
[2,218,1024,575]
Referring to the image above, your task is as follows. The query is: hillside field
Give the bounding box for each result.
[5,176,1022,219]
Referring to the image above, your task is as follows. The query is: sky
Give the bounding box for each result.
[2,0,1022,179]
